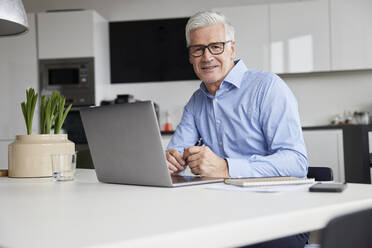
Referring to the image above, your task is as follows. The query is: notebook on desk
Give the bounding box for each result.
[224,177,315,187]
[79,101,224,187]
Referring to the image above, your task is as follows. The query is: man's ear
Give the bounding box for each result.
[230,41,236,60]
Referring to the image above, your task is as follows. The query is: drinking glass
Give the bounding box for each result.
[51,152,77,181]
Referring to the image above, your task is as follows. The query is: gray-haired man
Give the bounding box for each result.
[166,11,309,248]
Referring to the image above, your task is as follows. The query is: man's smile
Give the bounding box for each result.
[201,64,219,72]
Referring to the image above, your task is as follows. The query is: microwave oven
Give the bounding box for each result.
[39,57,95,106]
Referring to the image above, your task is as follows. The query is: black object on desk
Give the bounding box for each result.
[309,183,347,192]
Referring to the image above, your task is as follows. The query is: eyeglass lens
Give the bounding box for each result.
[189,42,227,57]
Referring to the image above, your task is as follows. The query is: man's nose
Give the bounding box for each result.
[201,47,213,61]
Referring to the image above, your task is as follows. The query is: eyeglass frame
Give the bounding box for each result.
[188,40,232,58]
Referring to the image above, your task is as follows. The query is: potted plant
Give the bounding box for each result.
[8,88,75,178]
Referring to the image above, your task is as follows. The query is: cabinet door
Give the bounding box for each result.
[0,13,39,139]
[0,140,11,169]
[368,132,372,154]
[161,135,173,150]
[270,0,331,73]
[303,130,345,182]
[213,5,270,71]
[37,10,94,59]
[330,0,372,70]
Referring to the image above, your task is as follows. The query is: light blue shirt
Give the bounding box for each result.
[167,60,308,178]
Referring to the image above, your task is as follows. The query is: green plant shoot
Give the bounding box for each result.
[41,91,58,134]
[40,96,46,134]
[40,91,72,134]
[21,88,38,135]
[54,95,72,134]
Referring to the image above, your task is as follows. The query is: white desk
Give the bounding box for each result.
[1,169,372,248]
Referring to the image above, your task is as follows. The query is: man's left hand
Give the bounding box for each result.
[183,146,229,178]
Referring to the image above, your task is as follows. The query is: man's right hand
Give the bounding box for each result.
[166,148,186,175]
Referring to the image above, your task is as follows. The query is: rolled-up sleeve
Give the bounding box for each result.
[227,76,308,178]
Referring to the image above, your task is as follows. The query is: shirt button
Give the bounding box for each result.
[225,89,229,92]
[217,120,221,124]
[219,142,223,146]
[215,98,218,102]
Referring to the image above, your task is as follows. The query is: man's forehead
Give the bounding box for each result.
[189,23,225,44]
[190,23,224,34]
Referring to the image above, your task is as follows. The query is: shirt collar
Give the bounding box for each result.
[199,59,248,97]
[223,59,248,89]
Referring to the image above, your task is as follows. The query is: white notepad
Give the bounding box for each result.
[224,177,315,187]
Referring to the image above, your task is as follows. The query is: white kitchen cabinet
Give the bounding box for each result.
[38,10,98,59]
[37,10,110,105]
[0,140,11,169]
[303,129,345,182]
[330,0,372,70]
[368,132,372,154]
[269,0,331,73]
[213,5,270,71]
[161,135,173,151]
[0,13,39,140]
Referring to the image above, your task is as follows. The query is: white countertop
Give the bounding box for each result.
[1,169,372,248]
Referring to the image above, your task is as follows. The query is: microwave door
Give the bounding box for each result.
[49,68,80,86]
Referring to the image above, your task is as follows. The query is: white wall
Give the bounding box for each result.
[24,0,372,127]
[284,70,372,126]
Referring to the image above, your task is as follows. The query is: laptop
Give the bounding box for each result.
[79,101,224,187]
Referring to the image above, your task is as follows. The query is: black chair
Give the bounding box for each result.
[320,208,372,248]
[307,167,333,181]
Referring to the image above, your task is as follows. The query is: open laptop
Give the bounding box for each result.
[79,101,224,187]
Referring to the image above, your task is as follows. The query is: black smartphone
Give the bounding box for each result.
[309,183,347,192]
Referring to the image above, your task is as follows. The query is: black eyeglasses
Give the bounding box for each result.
[188,41,232,57]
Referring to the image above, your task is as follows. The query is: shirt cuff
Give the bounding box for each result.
[226,158,243,178]
[226,157,259,178]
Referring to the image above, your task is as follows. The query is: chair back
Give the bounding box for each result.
[307,167,333,181]
[321,208,372,248]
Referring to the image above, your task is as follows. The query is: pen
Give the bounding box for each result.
[195,138,203,146]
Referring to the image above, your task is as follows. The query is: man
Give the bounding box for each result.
[166,11,307,179]
[166,11,309,248]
